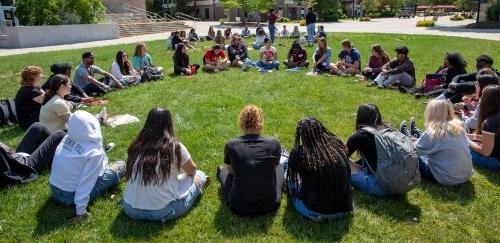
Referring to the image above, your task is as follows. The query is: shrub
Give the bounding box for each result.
[450,14,465,21]
[219,18,225,24]
[359,16,371,21]
[380,11,396,17]
[487,3,500,21]
[277,17,290,23]
[463,13,474,19]
[416,19,435,27]
[323,9,344,21]
[299,19,306,26]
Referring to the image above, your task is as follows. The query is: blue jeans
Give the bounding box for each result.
[252,43,263,50]
[257,60,280,70]
[122,170,207,222]
[350,166,386,196]
[269,24,276,43]
[293,198,347,222]
[306,23,315,44]
[50,161,124,205]
[471,150,500,170]
[418,157,437,182]
[374,72,415,88]
[242,58,256,67]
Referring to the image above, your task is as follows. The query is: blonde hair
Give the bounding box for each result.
[20,66,43,86]
[424,99,465,139]
[238,105,264,132]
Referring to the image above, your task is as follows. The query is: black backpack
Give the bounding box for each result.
[143,66,164,81]
[0,99,17,127]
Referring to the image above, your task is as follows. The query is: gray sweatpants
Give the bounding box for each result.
[374,72,415,88]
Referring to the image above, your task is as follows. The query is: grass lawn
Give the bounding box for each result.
[0,33,499,242]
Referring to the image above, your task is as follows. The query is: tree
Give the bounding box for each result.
[295,0,317,8]
[146,0,164,14]
[220,0,275,22]
[361,0,381,15]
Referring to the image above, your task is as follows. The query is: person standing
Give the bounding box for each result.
[305,8,317,47]
[268,9,278,43]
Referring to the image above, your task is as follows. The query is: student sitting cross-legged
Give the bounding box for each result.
[111,50,141,86]
[74,51,122,96]
[286,118,353,222]
[257,38,280,70]
[122,107,208,221]
[330,39,361,76]
[49,110,126,223]
[312,37,333,73]
[217,105,287,216]
[284,41,309,69]
[173,43,200,76]
[371,46,416,89]
[400,100,473,186]
[203,44,230,72]
[356,44,390,81]
[227,34,254,71]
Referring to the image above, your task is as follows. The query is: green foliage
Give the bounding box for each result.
[487,3,500,21]
[277,17,291,22]
[361,0,381,15]
[322,9,345,21]
[416,19,435,26]
[450,14,465,20]
[0,0,14,5]
[15,0,104,26]
[220,0,274,13]
[454,0,474,11]
[145,0,164,15]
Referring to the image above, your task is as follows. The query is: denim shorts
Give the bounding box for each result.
[350,167,386,197]
[293,198,347,223]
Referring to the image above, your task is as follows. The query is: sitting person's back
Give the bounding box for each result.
[218,105,284,215]
[15,66,45,129]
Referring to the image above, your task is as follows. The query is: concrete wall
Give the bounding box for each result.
[103,0,146,13]
[0,23,119,48]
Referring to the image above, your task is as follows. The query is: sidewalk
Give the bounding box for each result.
[0,18,498,57]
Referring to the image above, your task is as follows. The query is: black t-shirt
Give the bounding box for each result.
[481,112,500,162]
[15,86,43,129]
[346,130,378,173]
[224,134,281,215]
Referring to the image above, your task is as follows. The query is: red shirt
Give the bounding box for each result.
[204,50,226,62]
[268,13,278,24]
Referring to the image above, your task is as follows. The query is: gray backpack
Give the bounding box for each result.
[361,127,421,194]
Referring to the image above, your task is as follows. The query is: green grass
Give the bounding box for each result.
[0,33,499,242]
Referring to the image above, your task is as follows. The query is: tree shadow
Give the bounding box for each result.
[475,167,500,185]
[354,193,422,222]
[213,187,276,238]
[282,198,353,241]
[32,198,75,238]
[419,180,476,205]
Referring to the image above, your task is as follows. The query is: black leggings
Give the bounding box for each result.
[16,123,66,172]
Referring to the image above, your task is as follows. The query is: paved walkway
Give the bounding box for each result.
[0,17,498,57]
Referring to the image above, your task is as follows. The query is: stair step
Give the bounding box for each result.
[106,12,192,37]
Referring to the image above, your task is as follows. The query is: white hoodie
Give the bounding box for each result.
[49,110,108,215]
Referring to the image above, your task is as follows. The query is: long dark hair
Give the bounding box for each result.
[174,43,189,67]
[355,104,387,130]
[476,85,500,134]
[125,107,182,185]
[287,118,352,208]
[43,74,69,105]
[476,75,499,98]
[445,52,467,73]
[116,50,131,75]
[288,41,303,59]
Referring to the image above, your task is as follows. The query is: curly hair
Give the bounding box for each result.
[20,66,43,86]
[238,105,264,132]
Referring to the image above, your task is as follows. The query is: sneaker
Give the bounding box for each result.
[367,82,377,87]
[105,142,115,152]
[377,85,385,89]
[410,117,422,138]
[340,73,350,77]
[415,93,424,99]
[399,86,409,94]
[400,121,411,136]
[354,74,365,80]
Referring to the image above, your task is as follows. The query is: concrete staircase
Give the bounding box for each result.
[107,13,191,38]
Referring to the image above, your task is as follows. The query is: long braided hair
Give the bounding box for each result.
[287,118,352,209]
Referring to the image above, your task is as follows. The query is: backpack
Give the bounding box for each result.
[361,127,421,194]
[143,66,164,81]
[0,99,17,127]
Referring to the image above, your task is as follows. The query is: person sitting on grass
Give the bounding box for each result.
[241,26,251,38]
[461,75,499,131]
[0,122,66,186]
[401,53,468,98]
[122,107,208,221]
[314,25,326,41]
[356,44,390,81]
[188,28,200,43]
[49,110,126,223]
[252,28,267,50]
[217,105,287,216]
[41,63,92,104]
[15,66,45,129]
[132,43,163,74]
[468,85,500,170]
[371,46,415,89]
[312,37,333,74]
[286,118,353,222]
[227,34,253,71]
[346,104,390,196]
[290,26,301,39]
[284,41,309,69]
[257,38,280,70]
[203,44,230,72]
[214,30,225,47]
[224,27,232,40]
[111,50,141,87]
[207,26,216,41]
[331,39,361,76]
[436,55,499,103]
[73,51,120,96]
[400,100,473,186]
[39,75,74,133]
[280,25,290,38]
[173,43,200,76]
[171,31,183,50]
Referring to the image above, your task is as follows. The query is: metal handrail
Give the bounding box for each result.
[105,9,139,33]
[123,3,176,32]
[174,12,200,29]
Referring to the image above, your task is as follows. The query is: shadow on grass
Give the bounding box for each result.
[213,187,276,237]
[33,199,75,238]
[354,193,422,222]
[0,125,24,143]
[420,180,476,205]
[282,198,353,241]
[475,167,500,185]
[108,211,178,240]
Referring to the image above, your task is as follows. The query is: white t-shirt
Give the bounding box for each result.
[110,61,138,81]
[260,46,277,62]
[123,142,194,210]
[39,95,72,133]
